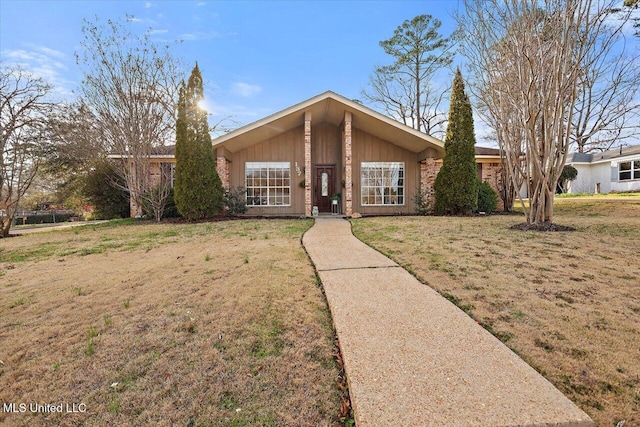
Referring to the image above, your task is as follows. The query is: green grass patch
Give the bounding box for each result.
[84,338,95,356]
[9,296,29,308]
[250,315,285,358]
[0,241,62,262]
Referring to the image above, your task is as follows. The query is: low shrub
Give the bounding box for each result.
[141,186,180,220]
[224,186,248,216]
[413,188,431,215]
[162,188,180,218]
[477,181,498,214]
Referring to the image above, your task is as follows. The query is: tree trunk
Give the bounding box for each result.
[415,59,421,132]
[529,178,555,224]
[1,218,11,238]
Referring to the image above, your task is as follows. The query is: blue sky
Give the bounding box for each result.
[0,0,462,136]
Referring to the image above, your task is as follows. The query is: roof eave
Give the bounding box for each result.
[212,91,444,155]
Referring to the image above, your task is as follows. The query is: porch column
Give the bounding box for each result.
[304,111,312,217]
[420,158,441,212]
[215,147,231,189]
[344,111,353,216]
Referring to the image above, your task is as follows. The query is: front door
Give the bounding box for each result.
[314,165,335,212]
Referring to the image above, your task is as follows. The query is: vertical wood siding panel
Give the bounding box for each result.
[351,127,416,215]
[228,125,306,215]
[227,124,417,215]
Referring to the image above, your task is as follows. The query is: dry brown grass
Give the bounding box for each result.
[0,219,341,426]
[351,198,640,427]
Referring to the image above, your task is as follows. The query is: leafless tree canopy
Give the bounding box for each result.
[1,65,53,237]
[571,5,640,152]
[46,103,103,174]
[76,16,183,218]
[458,0,638,225]
[362,15,456,137]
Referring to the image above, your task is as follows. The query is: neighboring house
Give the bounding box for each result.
[116,91,505,216]
[566,144,640,194]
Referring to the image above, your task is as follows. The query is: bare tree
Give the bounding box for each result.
[1,65,53,237]
[625,0,639,34]
[76,16,183,220]
[459,0,636,225]
[41,102,107,213]
[47,103,103,175]
[571,10,640,152]
[362,14,456,137]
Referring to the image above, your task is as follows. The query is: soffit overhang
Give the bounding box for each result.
[212,91,445,156]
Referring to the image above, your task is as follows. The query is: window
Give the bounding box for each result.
[619,160,640,181]
[361,162,405,205]
[245,162,291,206]
[160,163,175,187]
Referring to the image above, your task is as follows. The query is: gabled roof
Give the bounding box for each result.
[475,146,500,156]
[567,144,640,164]
[212,91,445,155]
[152,145,176,156]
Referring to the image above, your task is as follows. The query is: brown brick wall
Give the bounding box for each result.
[216,156,230,189]
[420,158,441,212]
[304,113,312,217]
[480,162,505,211]
[420,160,505,212]
[344,111,353,216]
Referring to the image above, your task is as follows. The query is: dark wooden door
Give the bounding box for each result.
[314,165,335,212]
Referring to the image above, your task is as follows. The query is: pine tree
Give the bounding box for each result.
[434,69,478,215]
[174,63,224,220]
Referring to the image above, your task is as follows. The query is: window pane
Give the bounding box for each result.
[322,172,329,196]
[360,162,405,206]
[244,162,291,206]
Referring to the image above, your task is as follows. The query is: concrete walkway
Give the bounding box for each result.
[303,217,593,427]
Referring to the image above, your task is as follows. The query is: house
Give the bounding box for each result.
[566,144,640,194]
[114,145,176,217]
[123,91,505,216]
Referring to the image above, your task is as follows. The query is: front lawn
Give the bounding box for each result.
[351,197,640,427]
[0,219,342,426]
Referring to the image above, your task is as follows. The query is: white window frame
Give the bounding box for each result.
[619,159,640,181]
[245,162,291,207]
[361,161,405,206]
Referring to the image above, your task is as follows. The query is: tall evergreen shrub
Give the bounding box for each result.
[434,69,479,215]
[174,63,224,220]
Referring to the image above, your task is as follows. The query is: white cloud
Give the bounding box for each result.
[231,82,262,97]
[126,16,142,23]
[195,1,206,6]
[1,46,75,98]
[144,2,153,8]
[177,30,234,41]
[4,49,66,69]
[177,33,198,41]
[148,29,168,35]
[33,45,66,59]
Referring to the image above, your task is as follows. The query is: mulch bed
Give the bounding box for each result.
[510,222,576,232]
